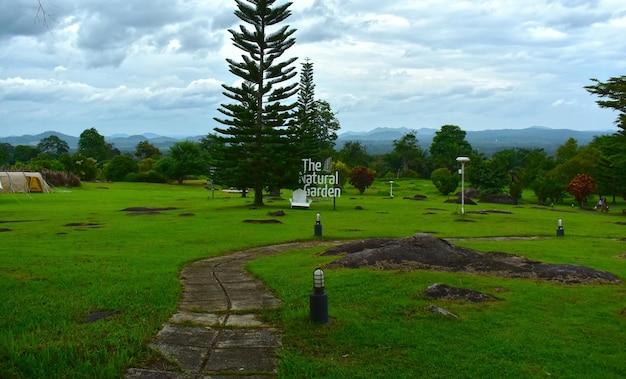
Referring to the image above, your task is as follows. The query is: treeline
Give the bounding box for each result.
[1,122,624,208]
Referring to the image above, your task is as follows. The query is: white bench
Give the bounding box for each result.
[290,189,312,208]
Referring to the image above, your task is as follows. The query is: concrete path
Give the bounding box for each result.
[125,241,337,379]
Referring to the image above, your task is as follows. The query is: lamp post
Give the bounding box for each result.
[314,213,322,237]
[310,268,328,323]
[456,156,470,215]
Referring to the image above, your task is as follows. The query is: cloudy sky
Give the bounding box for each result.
[1,0,625,138]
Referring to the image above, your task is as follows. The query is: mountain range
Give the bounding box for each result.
[0,126,614,156]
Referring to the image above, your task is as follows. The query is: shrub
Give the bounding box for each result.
[41,169,81,187]
[430,168,458,196]
[349,166,375,194]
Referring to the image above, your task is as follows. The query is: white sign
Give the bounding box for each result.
[300,158,341,198]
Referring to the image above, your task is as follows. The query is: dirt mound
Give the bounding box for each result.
[323,233,622,284]
[424,283,500,303]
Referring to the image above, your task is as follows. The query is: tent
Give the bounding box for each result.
[0,172,52,194]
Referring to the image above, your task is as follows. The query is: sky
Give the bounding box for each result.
[1,0,625,138]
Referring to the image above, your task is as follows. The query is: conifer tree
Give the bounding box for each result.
[213,0,298,206]
[293,58,340,161]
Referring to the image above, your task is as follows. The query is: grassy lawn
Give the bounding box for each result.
[1,180,625,378]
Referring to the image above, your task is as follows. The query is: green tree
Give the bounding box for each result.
[333,161,350,189]
[349,166,375,194]
[104,155,139,181]
[392,131,427,177]
[429,125,472,170]
[37,135,69,159]
[135,141,162,160]
[293,59,340,161]
[60,152,98,181]
[13,145,40,164]
[338,141,370,168]
[589,134,626,202]
[0,143,14,166]
[585,76,626,133]
[213,0,299,206]
[555,138,579,163]
[430,167,458,196]
[467,156,509,196]
[156,141,209,184]
[78,128,117,162]
[531,170,567,204]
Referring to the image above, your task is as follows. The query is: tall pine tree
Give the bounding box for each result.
[213,0,298,206]
[293,58,340,161]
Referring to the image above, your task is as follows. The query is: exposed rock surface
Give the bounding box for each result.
[322,233,622,284]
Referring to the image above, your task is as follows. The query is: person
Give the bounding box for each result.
[597,197,603,212]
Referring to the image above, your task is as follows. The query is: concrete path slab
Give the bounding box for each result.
[125,241,339,378]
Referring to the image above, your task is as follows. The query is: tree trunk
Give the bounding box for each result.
[253,186,264,206]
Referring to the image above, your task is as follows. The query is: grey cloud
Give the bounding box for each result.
[0,0,50,39]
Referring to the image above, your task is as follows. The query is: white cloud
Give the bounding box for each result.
[0,0,623,137]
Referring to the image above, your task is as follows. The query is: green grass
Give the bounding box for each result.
[1,180,626,378]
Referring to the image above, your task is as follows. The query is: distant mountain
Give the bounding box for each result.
[0,127,614,157]
[0,131,79,149]
[336,126,612,156]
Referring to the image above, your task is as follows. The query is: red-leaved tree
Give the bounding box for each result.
[349,166,375,194]
[567,173,597,207]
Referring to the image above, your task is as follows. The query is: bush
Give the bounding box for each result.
[41,169,81,187]
[430,168,458,196]
[104,155,139,181]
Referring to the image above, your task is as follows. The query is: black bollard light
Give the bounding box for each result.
[314,213,322,237]
[310,268,329,323]
[556,218,564,237]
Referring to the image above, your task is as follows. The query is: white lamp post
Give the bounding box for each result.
[456,156,470,214]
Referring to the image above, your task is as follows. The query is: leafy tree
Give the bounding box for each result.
[13,145,40,164]
[37,135,69,159]
[567,173,597,207]
[333,161,350,189]
[392,131,426,177]
[429,125,472,170]
[349,166,375,194]
[78,128,117,162]
[532,170,567,204]
[430,167,458,196]
[156,141,209,184]
[555,138,579,163]
[585,76,626,133]
[135,141,162,160]
[589,134,626,202]
[467,156,509,196]
[60,152,98,181]
[338,141,370,168]
[0,143,14,166]
[104,155,139,181]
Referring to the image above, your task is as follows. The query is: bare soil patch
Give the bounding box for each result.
[425,283,501,303]
[322,233,622,285]
[120,207,180,216]
[404,194,428,200]
[243,219,282,224]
